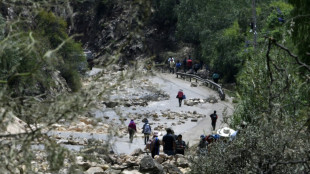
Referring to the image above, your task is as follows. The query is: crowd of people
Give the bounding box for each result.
[167,56,203,74]
[166,56,221,84]
[126,58,233,158]
[127,119,187,158]
[127,108,239,158]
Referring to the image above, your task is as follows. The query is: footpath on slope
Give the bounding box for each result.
[152,73,234,147]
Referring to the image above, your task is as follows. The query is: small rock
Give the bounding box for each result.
[121,170,142,174]
[56,139,68,144]
[191,118,198,122]
[154,155,164,164]
[76,156,83,163]
[177,157,189,168]
[77,162,91,171]
[191,82,198,87]
[130,148,143,156]
[102,164,109,170]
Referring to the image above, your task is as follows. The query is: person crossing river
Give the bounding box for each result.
[142,120,152,145]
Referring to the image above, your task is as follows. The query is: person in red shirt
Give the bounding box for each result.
[187,58,192,70]
[176,89,185,107]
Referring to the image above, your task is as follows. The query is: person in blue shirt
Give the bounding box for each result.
[175,60,181,72]
[212,73,220,83]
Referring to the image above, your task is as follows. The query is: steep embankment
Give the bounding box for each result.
[70,0,178,65]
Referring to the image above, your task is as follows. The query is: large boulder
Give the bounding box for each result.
[85,167,104,174]
[130,148,144,156]
[0,111,27,135]
[176,157,189,168]
[162,163,182,174]
[154,155,165,164]
[139,155,164,174]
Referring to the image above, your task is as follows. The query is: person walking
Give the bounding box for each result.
[193,63,200,74]
[187,57,192,71]
[167,57,172,72]
[128,119,137,143]
[212,72,220,83]
[150,131,160,158]
[162,128,176,156]
[175,60,181,72]
[210,110,218,131]
[176,89,185,107]
[169,58,175,74]
[142,120,152,145]
[183,58,187,72]
[198,135,208,155]
[175,134,186,155]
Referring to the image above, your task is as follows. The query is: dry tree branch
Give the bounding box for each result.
[266,38,274,115]
[284,14,310,24]
[269,38,310,72]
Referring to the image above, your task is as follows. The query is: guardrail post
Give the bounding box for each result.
[175,73,225,100]
[221,93,225,100]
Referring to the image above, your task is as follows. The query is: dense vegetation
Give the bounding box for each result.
[173,0,310,173]
[0,1,90,173]
[0,5,85,94]
[148,0,310,172]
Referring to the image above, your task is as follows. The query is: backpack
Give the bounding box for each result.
[178,91,183,98]
[154,137,160,147]
[194,64,200,69]
[176,63,181,68]
[210,113,218,120]
[150,137,160,151]
[199,138,207,148]
[187,59,192,66]
[143,124,151,134]
[205,135,215,143]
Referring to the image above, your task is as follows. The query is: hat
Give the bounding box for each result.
[200,135,205,139]
[153,131,159,136]
[217,127,235,137]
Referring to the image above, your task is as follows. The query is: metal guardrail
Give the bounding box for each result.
[176,72,225,100]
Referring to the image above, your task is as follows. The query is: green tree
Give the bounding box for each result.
[0,1,89,172]
[151,0,178,28]
[288,0,310,65]
[189,1,310,173]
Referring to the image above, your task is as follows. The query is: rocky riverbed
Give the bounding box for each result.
[8,67,234,173]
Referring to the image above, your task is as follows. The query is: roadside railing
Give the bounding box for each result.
[176,72,225,100]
